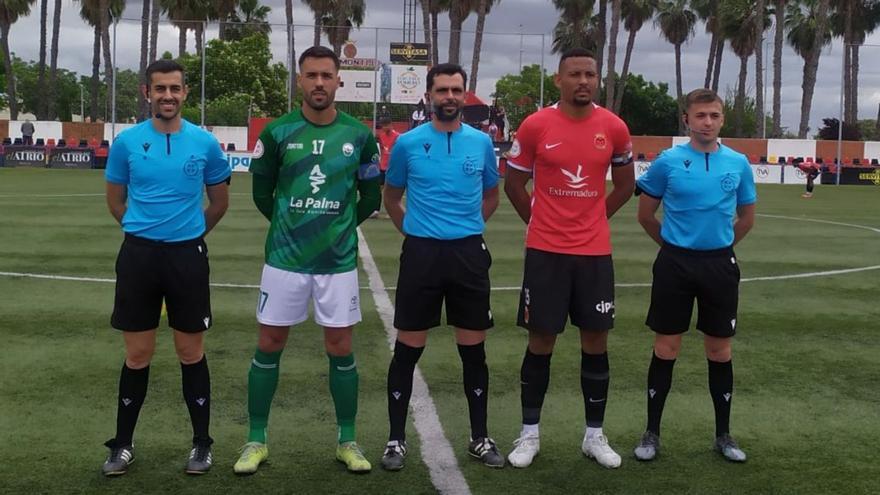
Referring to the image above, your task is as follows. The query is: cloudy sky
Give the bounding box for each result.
[8,0,880,134]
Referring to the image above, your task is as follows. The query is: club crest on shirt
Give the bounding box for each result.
[183,156,203,177]
[252,139,265,159]
[462,157,477,176]
[509,139,521,158]
[720,173,737,192]
[593,133,607,150]
[342,143,354,157]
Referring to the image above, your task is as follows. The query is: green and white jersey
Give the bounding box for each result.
[251,109,380,274]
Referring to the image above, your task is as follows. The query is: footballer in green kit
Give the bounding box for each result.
[233,46,381,475]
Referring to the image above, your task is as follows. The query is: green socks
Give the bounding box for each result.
[328,353,359,444]
[247,349,282,444]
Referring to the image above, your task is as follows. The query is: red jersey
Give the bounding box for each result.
[377,129,400,171]
[507,103,633,255]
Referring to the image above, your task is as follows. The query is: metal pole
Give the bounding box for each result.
[539,34,545,108]
[518,24,523,70]
[200,20,207,127]
[111,19,118,139]
[762,39,768,139]
[287,24,293,112]
[835,43,845,186]
[372,28,379,131]
[80,84,85,122]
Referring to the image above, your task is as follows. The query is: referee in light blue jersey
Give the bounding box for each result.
[632,88,756,464]
[380,63,504,471]
[101,59,231,477]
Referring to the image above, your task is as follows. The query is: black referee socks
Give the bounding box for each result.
[113,363,150,447]
[458,342,490,440]
[707,358,733,438]
[181,355,212,446]
[646,352,676,435]
[387,340,424,442]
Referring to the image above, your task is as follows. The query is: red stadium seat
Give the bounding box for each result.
[646,152,656,161]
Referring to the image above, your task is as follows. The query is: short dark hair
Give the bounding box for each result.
[426,63,467,92]
[379,116,392,126]
[145,59,185,85]
[558,47,596,69]
[298,46,340,70]
[684,88,723,110]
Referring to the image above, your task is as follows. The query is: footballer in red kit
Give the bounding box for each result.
[503,47,635,470]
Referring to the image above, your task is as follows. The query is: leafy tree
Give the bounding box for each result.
[492,64,558,132]
[616,73,678,136]
[178,34,288,122]
[815,117,862,141]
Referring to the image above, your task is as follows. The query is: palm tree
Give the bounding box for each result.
[99,0,113,117]
[212,0,238,40]
[0,0,35,119]
[225,0,271,41]
[429,0,448,65]
[772,0,785,136]
[831,0,880,123]
[139,0,150,120]
[720,0,761,137]
[469,0,498,92]
[597,0,607,85]
[77,0,102,120]
[46,0,62,119]
[753,0,767,138]
[149,0,159,62]
[849,1,880,122]
[604,0,622,109]
[37,0,47,118]
[691,0,722,91]
[321,0,365,56]
[786,0,832,138]
[419,0,431,62]
[656,0,696,134]
[613,0,656,113]
[551,0,598,54]
[448,0,477,65]
[304,0,331,47]
[161,0,201,57]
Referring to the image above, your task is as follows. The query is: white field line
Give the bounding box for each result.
[357,228,471,495]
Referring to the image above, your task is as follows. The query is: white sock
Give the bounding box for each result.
[521,423,539,437]
[585,426,604,439]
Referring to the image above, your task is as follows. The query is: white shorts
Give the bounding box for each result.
[256,264,362,328]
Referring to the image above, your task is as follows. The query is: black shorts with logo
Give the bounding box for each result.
[111,233,212,333]
[516,248,615,334]
[393,235,493,331]
[646,243,740,338]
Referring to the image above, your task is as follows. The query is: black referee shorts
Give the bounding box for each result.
[393,235,493,331]
[646,243,740,338]
[111,233,212,333]
[516,248,615,334]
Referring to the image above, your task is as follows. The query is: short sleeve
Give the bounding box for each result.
[204,136,232,185]
[385,136,408,188]
[737,158,757,205]
[358,132,381,180]
[506,114,538,173]
[636,153,668,199]
[248,127,278,179]
[610,118,634,167]
[105,136,130,184]
[482,136,499,190]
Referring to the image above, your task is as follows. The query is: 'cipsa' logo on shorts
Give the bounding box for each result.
[227,153,251,172]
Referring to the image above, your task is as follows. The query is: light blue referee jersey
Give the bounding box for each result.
[105,119,231,241]
[385,122,499,240]
[637,142,756,250]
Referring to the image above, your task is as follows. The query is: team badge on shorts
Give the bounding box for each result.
[593,133,607,150]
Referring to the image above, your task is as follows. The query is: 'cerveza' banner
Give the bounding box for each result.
[389,42,431,65]
[3,146,47,167]
[48,148,95,169]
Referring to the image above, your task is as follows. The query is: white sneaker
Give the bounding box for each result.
[507,433,540,468]
[582,432,621,468]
